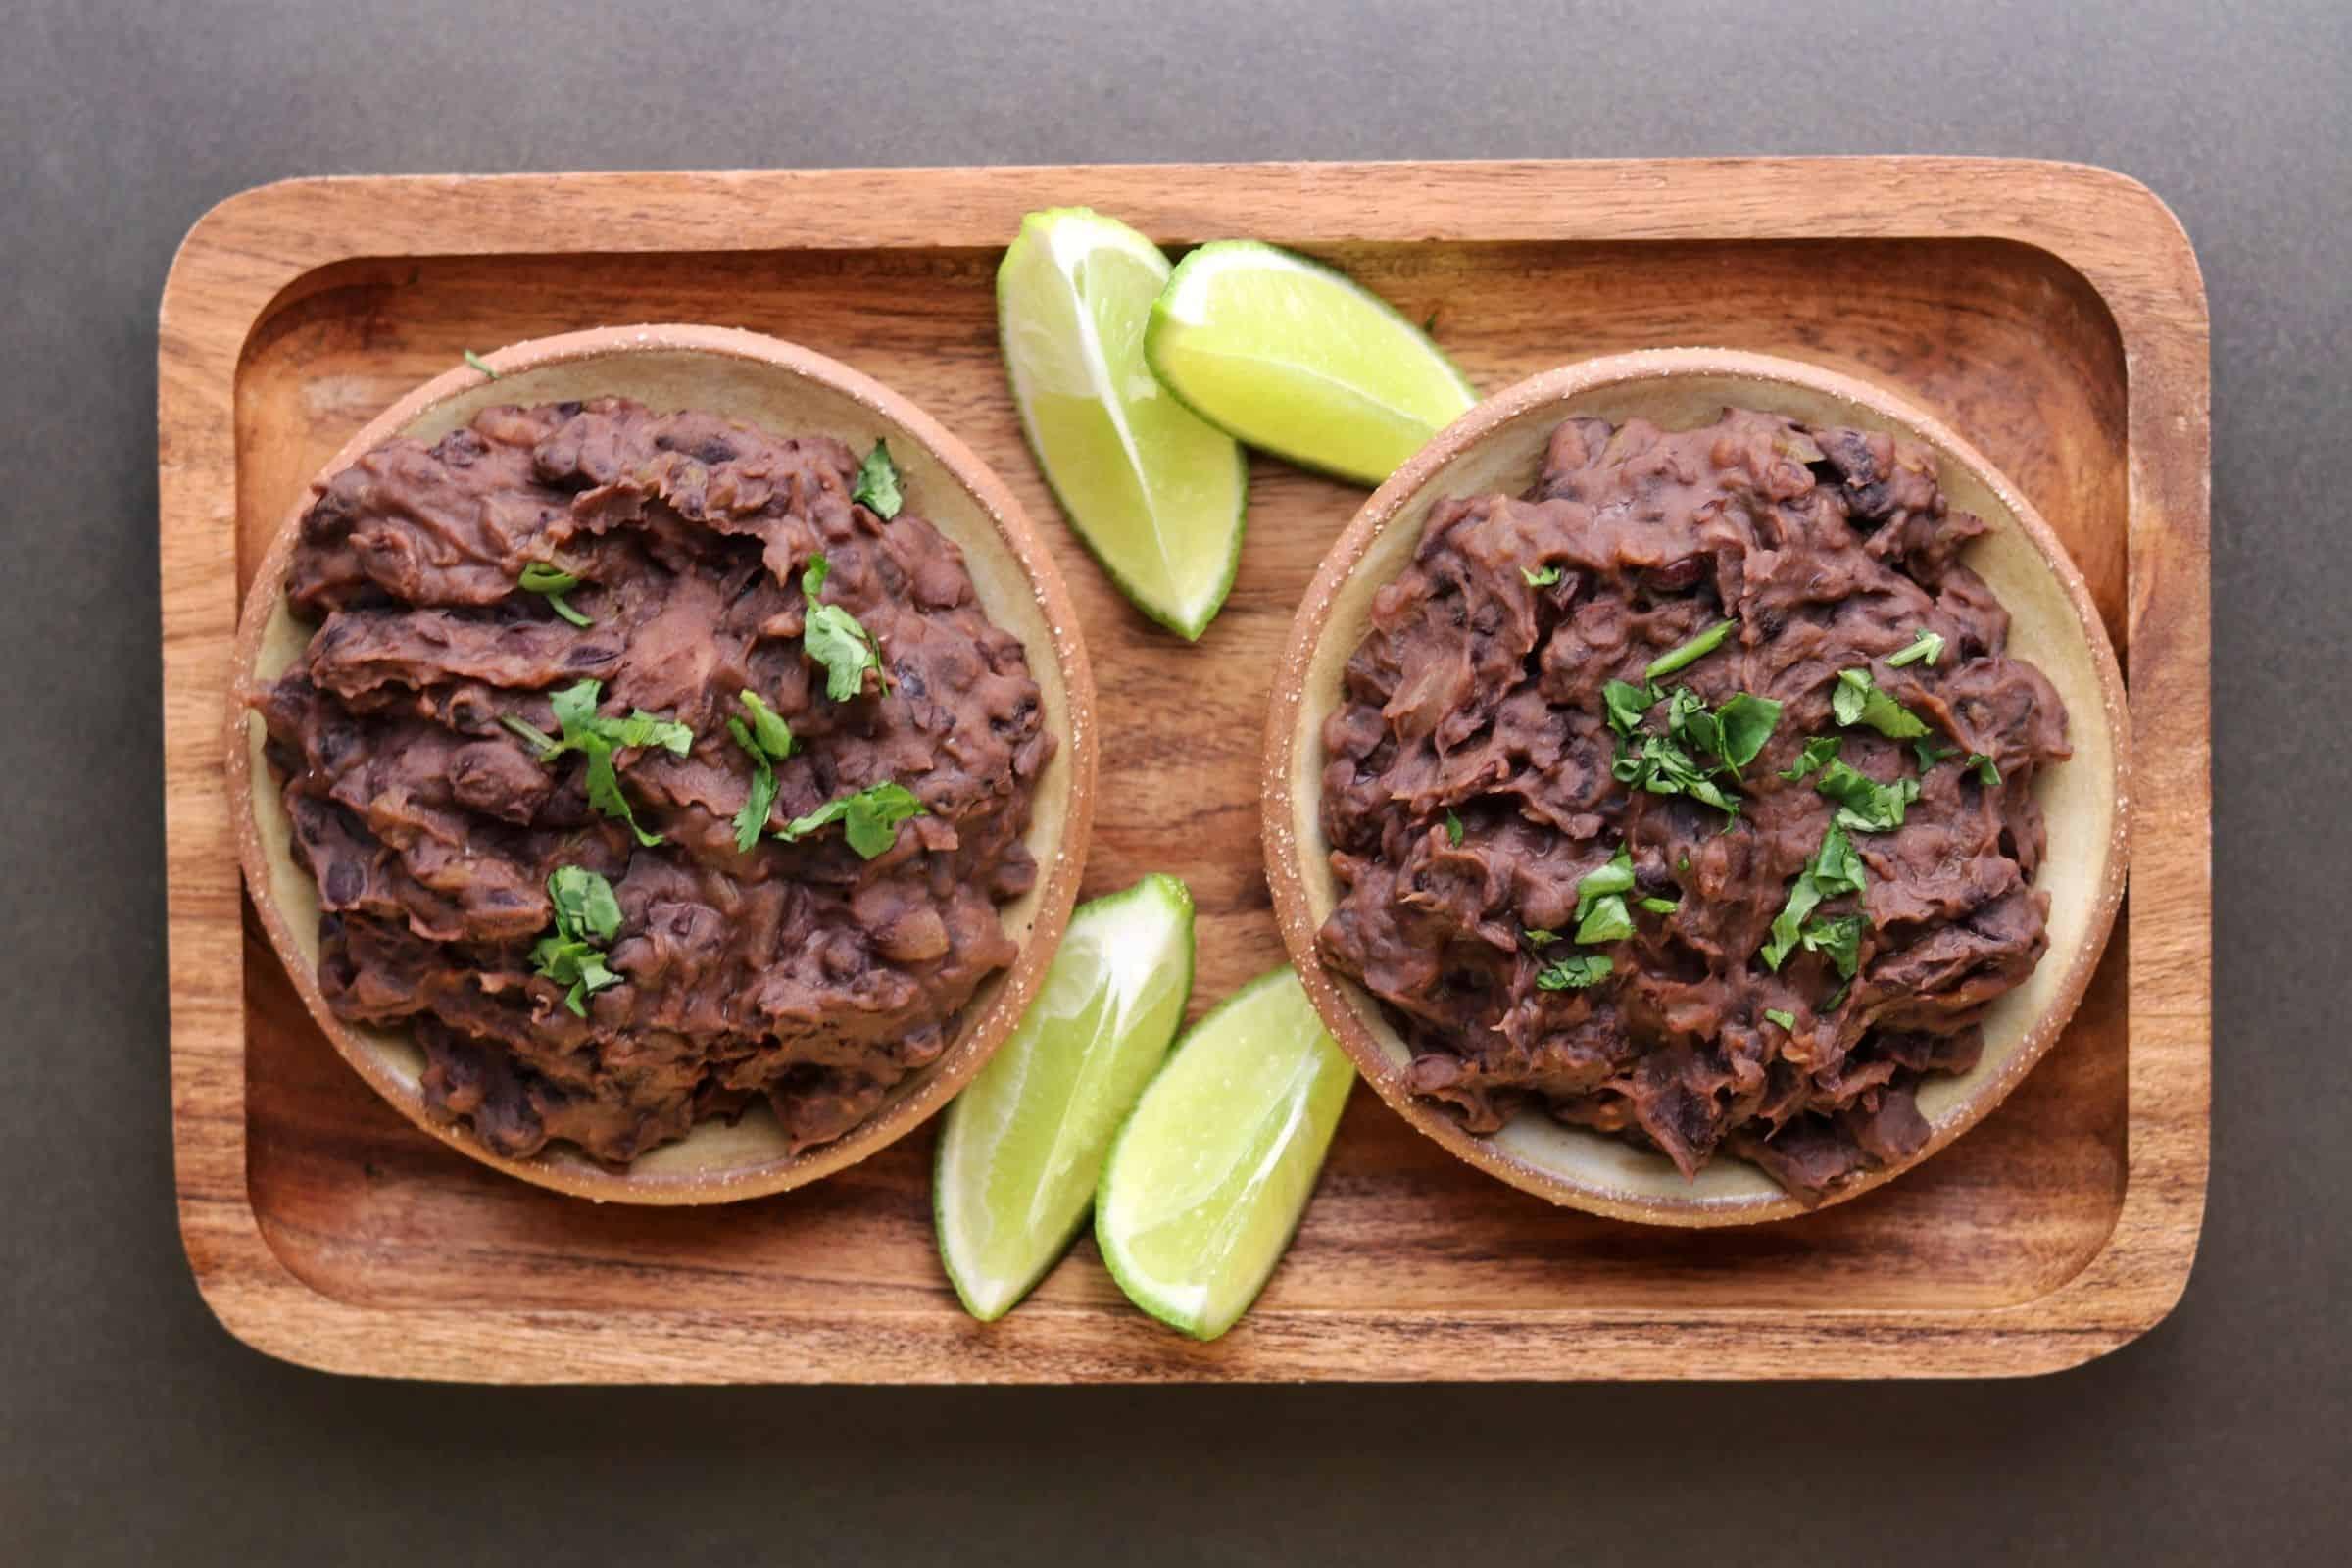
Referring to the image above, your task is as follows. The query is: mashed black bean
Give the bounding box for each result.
[255,398,1051,1164]
[1316,409,2069,1200]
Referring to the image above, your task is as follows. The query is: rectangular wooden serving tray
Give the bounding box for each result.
[159,158,2211,1383]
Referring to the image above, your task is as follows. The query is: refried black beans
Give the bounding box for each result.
[253,398,1052,1164]
[1315,409,2070,1201]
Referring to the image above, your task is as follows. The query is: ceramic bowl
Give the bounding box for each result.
[230,324,1096,1203]
[1262,348,2127,1225]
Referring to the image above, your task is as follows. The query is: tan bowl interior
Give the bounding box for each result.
[1267,348,2128,1225]
[231,325,1095,1204]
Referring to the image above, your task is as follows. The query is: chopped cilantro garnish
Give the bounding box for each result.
[725,691,793,854]
[1639,896,1681,914]
[780,780,928,859]
[1521,564,1563,588]
[726,720,778,853]
[1886,627,1945,668]
[1614,732,1740,816]
[1603,678,1657,737]
[531,865,623,1016]
[1913,736,1959,771]
[1574,847,1636,916]
[802,555,888,701]
[1522,928,1559,948]
[1761,820,1868,972]
[1576,895,1634,945]
[1780,734,1842,781]
[737,690,793,760]
[1535,953,1613,990]
[517,562,592,627]
[463,348,499,380]
[1444,809,1464,847]
[1965,752,1999,786]
[505,678,692,847]
[1801,913,1865,979]
[1815,758,1923,833]
[1763,1007,1797,1032]
[1831,667,1929,739]
[1666,685,1782,776]
[1570,846,1638,944]
[851,439,903,519]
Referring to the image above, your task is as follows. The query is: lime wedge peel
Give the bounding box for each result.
[1095,965,1356,1342]
[1145,239,1479,487]
[997,209,1249,641]
[934,874,1197,1322]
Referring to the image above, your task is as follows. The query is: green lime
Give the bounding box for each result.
[934,874,1197,1322]
[998,209,1249,641]
[1094,965,1355,1342]
[1145,239,1479,487]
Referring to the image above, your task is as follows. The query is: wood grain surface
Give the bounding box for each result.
[159,158,2210,1382]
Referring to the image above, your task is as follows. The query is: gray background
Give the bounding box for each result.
[6,0,2345,1560]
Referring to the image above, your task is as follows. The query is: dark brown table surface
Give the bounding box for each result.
[6,0,2343,1558]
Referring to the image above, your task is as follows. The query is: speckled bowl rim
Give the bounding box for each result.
[1261,348,2128,1227]
[228,324,1098,1205]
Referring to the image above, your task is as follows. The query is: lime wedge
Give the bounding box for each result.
[934,874,1197,1321]
[1095,966,1355,1341]
[1145,239,1479,487]
[998,209,1249,641]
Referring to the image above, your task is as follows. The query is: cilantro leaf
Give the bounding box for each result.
[1575,894,1634,945]
[1616,733,1740,816]
[1762,821,1866,971]
[1566,847,1640,944]
[726,718,779,853]
[1815,758,1922,833]
[547,864,622,942]
[1639,896,1681,914]
[1885,627,1945,667]
[1808,821,1867,899]
[463,348,499,380]
[801,555,887,702]
[1800,913,1864,979]
[852,439,904,520]
[1710,693,1784,771]
[1779,734,1842,781]
[1444,809,1464,847]
[533,865,624,1015]
[549,678,602,741]
[1521,564,1563,587]
[508,679,688,845]
[726,692,794,853]
[518,561,592,627]
[780,780,929,859]
[1832,667,1929,739]
[738,690,793,760]
[1968,752,2001,787]
[1522,928,1559,948]
[1603,678,1657,737]
[1535,953,1613,990]
[1574,846,1636,921]
[585,745,663,847]
[1645,618,1736,681]
[1763,1007,1796,1032]
[1761,875,1823,972]
[1666,685,1782,777]
[606,710,694,757]
[1913,736,1959,771]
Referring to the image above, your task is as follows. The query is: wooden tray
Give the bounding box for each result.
[160,159,2210,1382]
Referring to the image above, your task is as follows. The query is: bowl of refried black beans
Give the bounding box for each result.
[230,325,1096,1202]
[1264,349,2125,1224]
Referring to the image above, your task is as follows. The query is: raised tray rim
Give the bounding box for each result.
[158,157,2210,1383]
